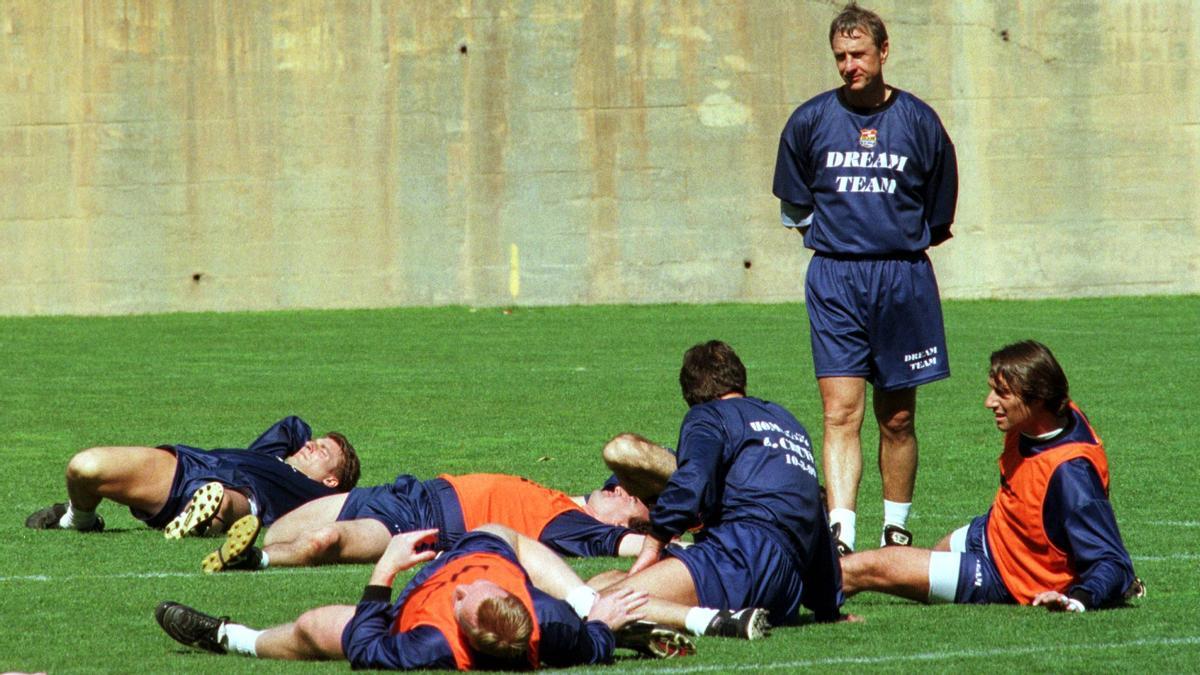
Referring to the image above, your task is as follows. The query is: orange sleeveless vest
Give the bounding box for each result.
[985,405,1109,604]
[392,552,541,670]
[442,473,583,537]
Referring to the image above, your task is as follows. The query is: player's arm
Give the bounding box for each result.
[539,512,641,558]
[343,596,458,672]
[1040,459,1136,610]
[772,109,816,236]
[368,529,439,588]
[781,200,814,236]
[342,529,450,669]
[246,416,312,457]
[534,593,619,667]
[922,116,958,247]
[648,412,725,541]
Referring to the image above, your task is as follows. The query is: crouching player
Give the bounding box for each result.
[157,525,696,668]
[594,341,850,638]
[202,472,650,573]
[840,340,1144,611]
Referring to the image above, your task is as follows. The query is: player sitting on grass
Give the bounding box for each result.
[158,525,697,668]
[202,472,651,573]
[25,416,360,538]
[840,340,1145,611]
[591,340,852,638]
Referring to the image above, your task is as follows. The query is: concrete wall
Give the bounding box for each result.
[1,0,1196,316]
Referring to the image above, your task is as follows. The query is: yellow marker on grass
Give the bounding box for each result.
[509,243,520,300]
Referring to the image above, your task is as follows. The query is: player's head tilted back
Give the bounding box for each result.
[679,340,747,407]
[584,483,651,527]
[987,340,1070,416]
[286,431,361,491]
[454,579,533,660]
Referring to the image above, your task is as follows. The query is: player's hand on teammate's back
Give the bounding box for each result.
[588,587,649,631]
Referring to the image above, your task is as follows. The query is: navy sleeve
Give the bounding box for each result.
[539,511,630,557]
[772,109,815,208]
[533,592,615,667]
[1044,459,1136,608]
[342,585,458,670]
[649,408,724,540]
[246,416,312,459]
[921,114,958,231]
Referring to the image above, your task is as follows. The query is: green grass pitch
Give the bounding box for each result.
[2,296,1198,673]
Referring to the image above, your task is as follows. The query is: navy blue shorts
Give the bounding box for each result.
[133,445,229,529]
[337,474,438,535]
[666,521,806,622]
[805,253,949,390]
[951,515,1015,605]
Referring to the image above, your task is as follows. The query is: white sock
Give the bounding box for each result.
[258,551,270,569]
[218,623,261,657]
[883,500,911,528]
[565,586,598,619]
[684,607,719,636]
[60,504,98,530]
[829,508,857,552]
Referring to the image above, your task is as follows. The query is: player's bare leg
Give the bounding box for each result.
[252,604,355,660]
[209,488,251,534]
[874,386,918,544]
[587,569,627,590]
[818,377,867,550]
[839,546,932,602]
[264,519,392,566]
[65,446,178,514]
[602,433,677,503]
[874,387,917,503]
[262,493,350,546]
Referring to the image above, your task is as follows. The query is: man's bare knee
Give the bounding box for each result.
[877,408,916,438]
[65,448,109,483]
[602,433,647,467]
[292,610,328,654]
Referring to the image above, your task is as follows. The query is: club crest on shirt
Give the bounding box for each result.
[859,128,878,149]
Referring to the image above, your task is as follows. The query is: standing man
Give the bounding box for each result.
[772,2,959,552]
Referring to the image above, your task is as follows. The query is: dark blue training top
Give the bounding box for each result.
[342,531,615,670]
[650,396,826,558]
[773,88,958,255]
[158,416,338,527]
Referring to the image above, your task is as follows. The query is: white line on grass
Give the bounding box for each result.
[631,636,1200,673]
[1131,552,1200,562]
[0,566,367,584]
[1148,520,1200,527]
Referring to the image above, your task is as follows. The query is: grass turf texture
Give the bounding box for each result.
[2,296,1198,673]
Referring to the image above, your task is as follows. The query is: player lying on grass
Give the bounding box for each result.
[25,416,360,538]
[590,340,851,637]
[840,340,1144,611]
[158,525,698,669]
[202,472,652,573]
